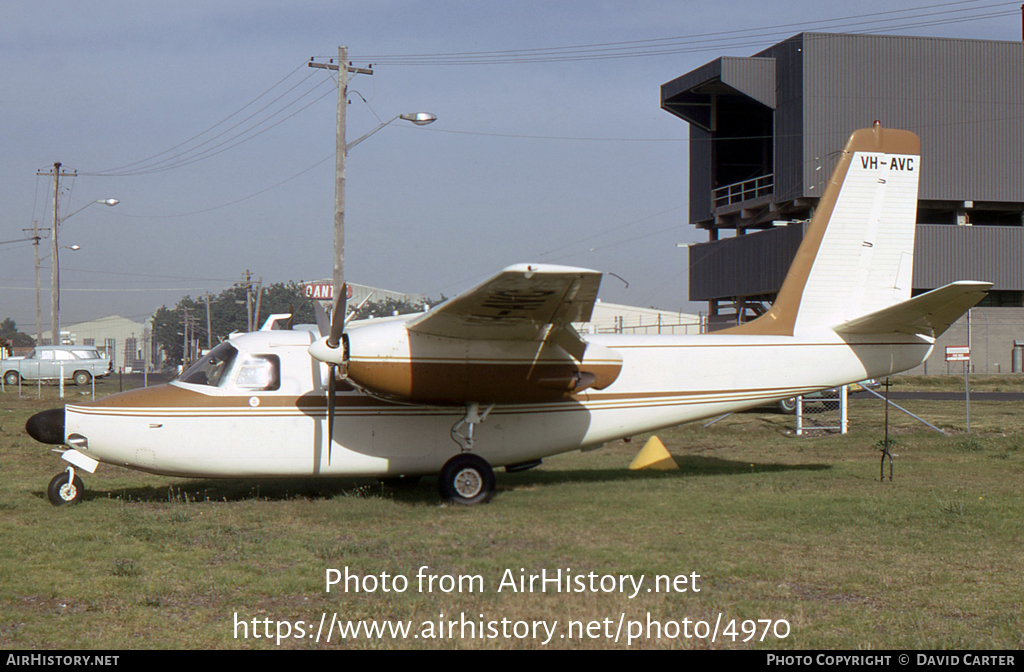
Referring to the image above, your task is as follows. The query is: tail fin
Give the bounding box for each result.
[724,124,921,336]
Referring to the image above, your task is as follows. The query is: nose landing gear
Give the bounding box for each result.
[47,467,84,506]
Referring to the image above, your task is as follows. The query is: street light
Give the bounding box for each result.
[50,195,117,344]
[345,112,438,152]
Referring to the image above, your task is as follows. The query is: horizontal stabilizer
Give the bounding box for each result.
[833,281,992,338]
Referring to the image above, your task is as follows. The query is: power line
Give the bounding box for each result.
[0,286,211,293]
[57,267,235,282]
[358,1,1017,65]
[0,236,37,247]
[88,63,307,175]
[85,77,334,177]
[83,64,332,177]
[101,152,335,219]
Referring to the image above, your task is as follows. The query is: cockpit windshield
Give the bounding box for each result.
[179,342,237,387]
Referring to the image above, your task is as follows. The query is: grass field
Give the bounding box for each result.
[1,376,1022,649]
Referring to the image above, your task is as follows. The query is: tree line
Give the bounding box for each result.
[151,282,433,367]
[0,317,36,350]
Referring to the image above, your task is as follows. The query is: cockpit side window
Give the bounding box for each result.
[233,354,281,391]
[180,343,238,387]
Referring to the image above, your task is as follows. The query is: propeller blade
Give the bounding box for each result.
[327,363,336,465]
[327,284,347,349]
[313,301,330,338]
[322,283,347,466]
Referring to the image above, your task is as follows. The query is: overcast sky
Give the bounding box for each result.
[2,0,1020,331]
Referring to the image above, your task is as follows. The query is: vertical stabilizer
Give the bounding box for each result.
[723,125,921,335]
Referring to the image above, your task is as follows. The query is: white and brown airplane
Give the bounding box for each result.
[26,125,990,506]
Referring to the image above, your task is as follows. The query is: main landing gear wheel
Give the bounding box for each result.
[47,470,84,506]
[438,454,495,505]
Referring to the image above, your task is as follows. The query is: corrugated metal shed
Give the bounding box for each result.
[662,31,1024,307]
[800,33,1024,203]
[689,224,806,300]
[689,223,1024,300]
[663,31,1024,223]
[914,224,1024,290]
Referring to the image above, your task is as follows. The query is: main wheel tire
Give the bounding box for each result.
[47,472,85,506]
[3,371,19,386]
[438,454,495,505]
[73,371,91,386]
[778,397,797,414]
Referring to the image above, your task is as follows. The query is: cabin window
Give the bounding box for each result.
[233,354,280,391]
[180,342,238,387]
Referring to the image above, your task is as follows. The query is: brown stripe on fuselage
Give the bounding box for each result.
[68,385,817,419]
[71,383,212,408]
[346,359,622,405]
[67,383,393,411]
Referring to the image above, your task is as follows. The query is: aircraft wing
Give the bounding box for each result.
[833,281,992,338]
[406,264,603,341]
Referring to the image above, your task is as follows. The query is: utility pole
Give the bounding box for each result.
[244,270,253,332]
[309,48,373,330]
[182,306,191,369]
[204,294,212,349]
[191,314,199,366]
[22,220,46,345]
[38,162,77,344]
[254,277,264,331]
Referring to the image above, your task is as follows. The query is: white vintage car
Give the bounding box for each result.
[2,346,112,386]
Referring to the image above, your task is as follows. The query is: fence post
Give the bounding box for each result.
[796,396,803,436]
[840,385,848,434]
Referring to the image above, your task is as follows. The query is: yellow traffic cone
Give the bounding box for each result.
[629,436,678,470]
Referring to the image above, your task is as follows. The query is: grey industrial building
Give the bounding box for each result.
[661,31,1024,373]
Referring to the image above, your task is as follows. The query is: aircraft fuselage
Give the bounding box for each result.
[55,326,932,480]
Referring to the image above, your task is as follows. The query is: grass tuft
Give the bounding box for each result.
[111,559,142,578]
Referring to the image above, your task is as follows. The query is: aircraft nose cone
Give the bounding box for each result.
[26,408,65,445]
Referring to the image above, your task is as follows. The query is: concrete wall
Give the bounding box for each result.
[904,307,1024,375]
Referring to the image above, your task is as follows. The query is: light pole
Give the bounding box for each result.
[324,110,435,338]
[48,178,118,344]
[309,48,436,344]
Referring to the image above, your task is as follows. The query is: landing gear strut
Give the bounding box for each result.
[450,402,494,452]
[442,403,497,504]
[47,467,84,506]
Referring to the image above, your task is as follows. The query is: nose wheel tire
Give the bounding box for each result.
[47,472,85,506]
[438,454,495,505]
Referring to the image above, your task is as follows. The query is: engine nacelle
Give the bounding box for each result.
[311,319,622,406]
